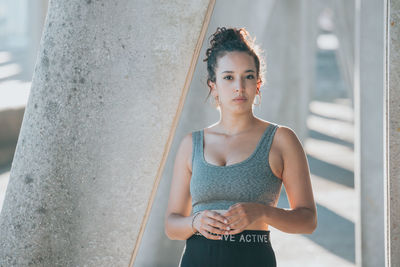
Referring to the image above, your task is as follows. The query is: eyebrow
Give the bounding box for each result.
[221,69,255,74]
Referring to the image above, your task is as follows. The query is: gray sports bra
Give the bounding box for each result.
[190,123,283,214]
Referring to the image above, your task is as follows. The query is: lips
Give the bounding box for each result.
[233,97,246,101]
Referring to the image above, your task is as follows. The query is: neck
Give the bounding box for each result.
[215,110,258,136]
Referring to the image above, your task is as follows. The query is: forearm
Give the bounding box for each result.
[262,205,317,234]
[165,213,196,240]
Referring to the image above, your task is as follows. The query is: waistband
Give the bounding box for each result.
[190,230,271,245]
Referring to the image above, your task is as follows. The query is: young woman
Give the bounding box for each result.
[164,27,317,267]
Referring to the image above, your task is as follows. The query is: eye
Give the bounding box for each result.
[247,74,255,79]
[223,75,233,80]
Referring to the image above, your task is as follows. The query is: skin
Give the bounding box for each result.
[164,51,317,241]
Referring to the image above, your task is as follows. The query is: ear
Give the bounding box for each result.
[256,79,261,93]
[208,80,217,96]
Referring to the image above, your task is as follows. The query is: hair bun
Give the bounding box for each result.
[205,27,250,60]
[209,27,244,48]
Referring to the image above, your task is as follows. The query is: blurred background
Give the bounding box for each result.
[0,0,357,266]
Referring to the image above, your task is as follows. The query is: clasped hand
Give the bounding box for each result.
[192,202,266,240]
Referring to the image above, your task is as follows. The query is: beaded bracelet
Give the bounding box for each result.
[191,211,202,234]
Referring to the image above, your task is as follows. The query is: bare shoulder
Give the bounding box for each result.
[176,131,194,173]
[273,125,305,157]
[258,119,300,146]
[274,125,299,141]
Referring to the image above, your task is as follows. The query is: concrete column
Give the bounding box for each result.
[354,0,385,266]
[0,0,212,265]
[332,0,356,106]
[261,0,319,142]
[386,0,400,265]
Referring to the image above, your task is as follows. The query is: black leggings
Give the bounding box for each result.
[179,230,277,267]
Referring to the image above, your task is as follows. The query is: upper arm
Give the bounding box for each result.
[275,126,316,212]
[165,132,193,219]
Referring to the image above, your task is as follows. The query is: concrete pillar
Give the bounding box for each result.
[354,0,385,266]
[332,0,356,106]
[0,0,212,265]
[386,0,400,265]
[261,0,319,142]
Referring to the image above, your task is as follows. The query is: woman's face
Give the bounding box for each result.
[209,51,261,113]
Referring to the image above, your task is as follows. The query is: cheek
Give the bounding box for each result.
[246,79,258,86]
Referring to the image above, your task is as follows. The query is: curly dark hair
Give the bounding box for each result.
[203,27,266,104]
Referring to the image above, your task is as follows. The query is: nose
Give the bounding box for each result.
[235,77,245,92]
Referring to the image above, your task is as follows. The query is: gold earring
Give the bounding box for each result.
[253,93,261,106]
[215,96,221,107]
[210,95,220,108]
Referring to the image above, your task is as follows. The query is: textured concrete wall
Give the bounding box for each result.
[355,0,386,266]
[387,0,400,265]
[0,0,211,266]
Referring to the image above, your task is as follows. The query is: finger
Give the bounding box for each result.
[225,213,241,226]
[200,229,222,240]
[227,202,242,211]
[221,210,232,217]
[228,218,246,232]
[203,222,229,235]
[207,211,229,224]
[223,205,243,218]
[225,227,244,235]
[205,217,230,231]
